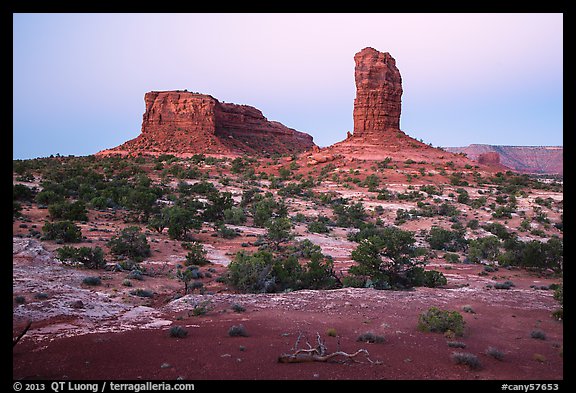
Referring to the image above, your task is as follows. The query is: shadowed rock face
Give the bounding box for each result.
[353,47,403,138]
[101,91,315,156]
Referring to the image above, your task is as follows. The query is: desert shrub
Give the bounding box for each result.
[482,222,513,240]
[462,305,475,314]
[356,332,385,344]
[492,204,516,219]
[362,174,381,191]
[216,224,239,239]
[13,184,36,201]
[14,295,26,304]
[406,267,447,288]
[42,220,82,243]
[438,202,461,217]
[307,217,331,234]
[532,353,547,363]
[377,157,393,169]
[176,266,197,295]
[190,300,212,316]
[169,325,188,338]
[265,217,294,250]
[189,280,204,293]
[493,281,515,290]
[126,270,144,281]
[456,188,470,204]
[35,190,65,205]
[231,303,246,313]
[467,236,501,263]
[426,226,467,252]
[202,191,233,222]
[499,237,563,273]
[530,330,546,340]
[163,206,202,240]
[347,223,386,243]
[326,328,338,337]
[56,246,106,269]
[333,202,367,228]
[420,185,441,196]
[82,276,101,286]
[228,324,249,337]
[552,309,563,321]
[451,352,482,370]
[553,284,563,305]
[130,288,154,298]
[90,196,114,210]
[122,279,133,287]
[485,347,504,361]
[447,341,467,348]
[48,200,88,222]
[108,226,150,262]
[184,243,209,266]
[418,307,465,336]
[251,196,288,227]
[444,253,461,263]
[466,219,479,229]
[227,248,338,293]
[223,207,247,225]
[13,201,23,218]
[349,227,423,289]
[226,251,275,293]
[342,275,367,288]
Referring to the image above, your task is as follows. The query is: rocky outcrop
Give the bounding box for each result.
[327,47,462,165]
[478,152,501,165]
[352,47,403,138]
[446,144,563,175]
[100,91,315,156]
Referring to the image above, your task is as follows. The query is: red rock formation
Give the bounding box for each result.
[99,91,315,156]
[326,47,457,165]
[478,152,501,165]
[445,144,563,175]
[352,47,403,138]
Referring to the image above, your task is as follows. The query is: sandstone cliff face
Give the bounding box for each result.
[353,47,403,138]
[102,91,315,156]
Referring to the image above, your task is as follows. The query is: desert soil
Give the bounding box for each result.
[13,238,562,381]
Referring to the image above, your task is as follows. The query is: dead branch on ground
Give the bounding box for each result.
[278,332,374,364]
[13,320,32,348]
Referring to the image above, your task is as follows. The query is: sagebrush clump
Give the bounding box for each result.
[228,324,249,337]
[356,332,385,344]
[169,325,188,338]
[451,352,482,370]
[418,307,465,336]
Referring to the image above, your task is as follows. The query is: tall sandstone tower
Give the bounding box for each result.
[353,47,403,138]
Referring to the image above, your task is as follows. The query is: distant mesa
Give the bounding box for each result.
[98,91,315,157]
[445,144,563,175]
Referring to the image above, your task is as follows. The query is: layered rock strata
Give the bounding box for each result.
[100,91,315,156]
[352,47,403,138]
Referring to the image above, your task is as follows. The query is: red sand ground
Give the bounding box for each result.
[13,241,562,380]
